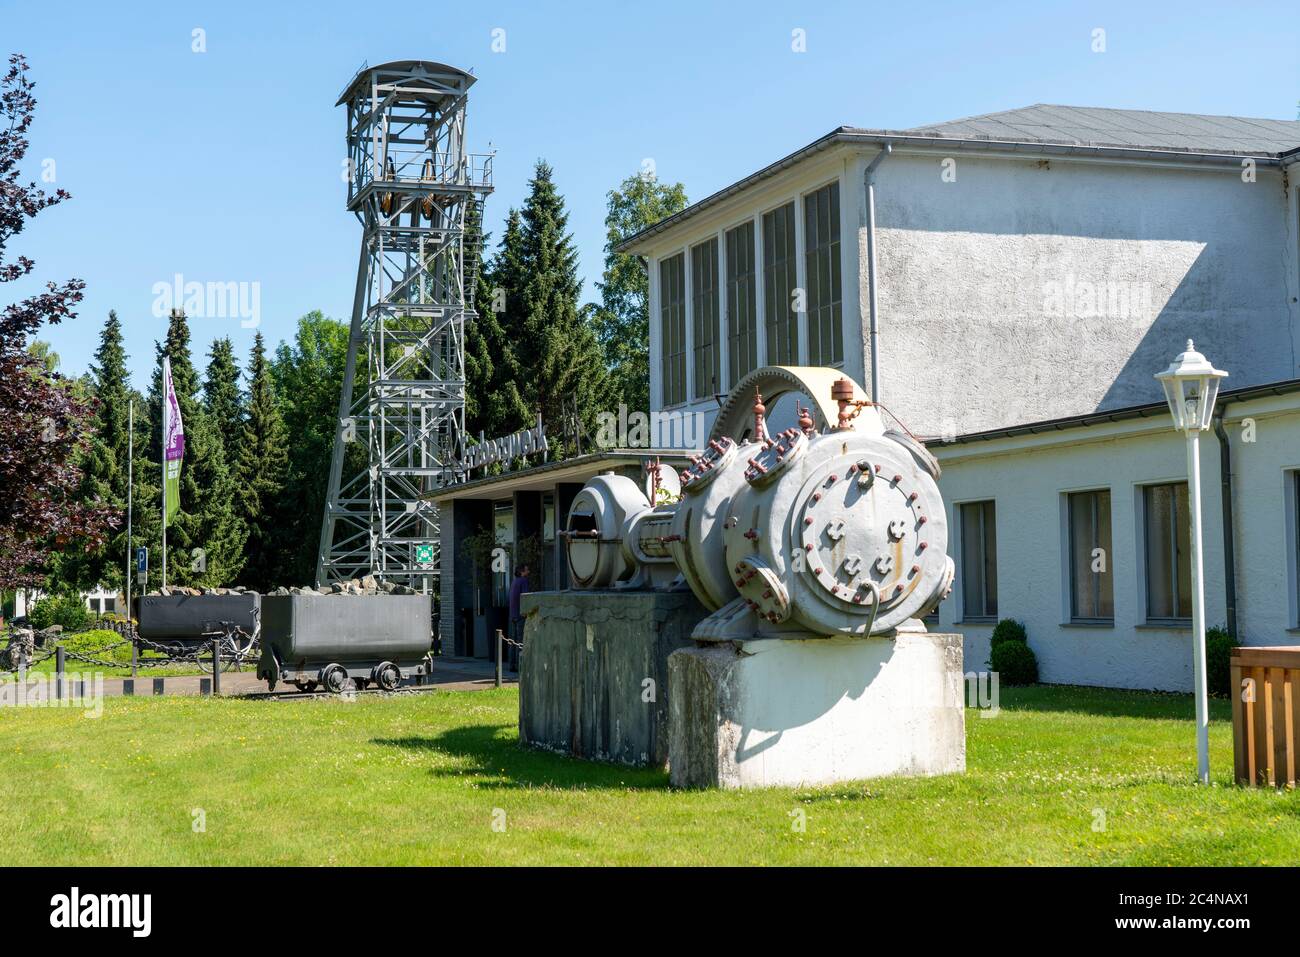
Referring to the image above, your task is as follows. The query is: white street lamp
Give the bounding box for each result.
[1155,340,1227,785]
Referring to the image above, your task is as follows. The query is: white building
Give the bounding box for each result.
[618,104,1300,691]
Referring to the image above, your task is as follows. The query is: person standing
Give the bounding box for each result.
[506,563,531,672]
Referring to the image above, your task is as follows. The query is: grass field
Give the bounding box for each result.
[0,684,1296,865]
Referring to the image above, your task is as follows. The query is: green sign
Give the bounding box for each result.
[415,544,434,566]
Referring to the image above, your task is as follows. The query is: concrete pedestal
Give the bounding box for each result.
[519,589,706,766]
[668,632,966,788]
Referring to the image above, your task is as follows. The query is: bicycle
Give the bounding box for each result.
[197,618,260,674]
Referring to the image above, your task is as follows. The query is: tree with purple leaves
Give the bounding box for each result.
[0,54,117,590]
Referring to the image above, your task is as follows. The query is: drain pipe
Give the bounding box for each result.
[1212,403,1238,641]
[863,143,892,404]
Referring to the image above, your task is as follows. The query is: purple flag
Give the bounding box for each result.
[162,357,184,525]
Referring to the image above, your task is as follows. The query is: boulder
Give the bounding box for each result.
[2,629,35,671]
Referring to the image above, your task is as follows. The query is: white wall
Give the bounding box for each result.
[863,149,1298,438]
[640,143,1297,447]
[932,392,1300,692]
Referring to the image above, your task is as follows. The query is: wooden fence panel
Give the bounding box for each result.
[1232,647,1300,787]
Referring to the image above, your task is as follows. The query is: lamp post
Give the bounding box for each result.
[1155,340,1227,785]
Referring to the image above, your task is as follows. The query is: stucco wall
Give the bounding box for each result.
[932,392,1300,692]
[862,150,1298,437]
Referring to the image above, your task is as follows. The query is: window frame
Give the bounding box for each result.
[1288,469,1300,630]
[658,251,687,408]
[761,200,799,366]
[957,499,998,623]
[724,220,758,386]
[689,237,721,401]
[1064,488,1115,624]
[1140,480,1193,625]
[802,179,844,367]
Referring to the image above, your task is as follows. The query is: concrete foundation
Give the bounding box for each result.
[668,632,966,788]
[519,589,706,766]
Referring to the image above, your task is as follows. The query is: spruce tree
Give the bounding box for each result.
[235,332,289,590]
[146,312,246,587]
[203,337,243,459]
[515,161,606,456]
[465,205,529,441]
[63,311,138,591]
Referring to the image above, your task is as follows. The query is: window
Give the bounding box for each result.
[804,181,843,365]
[1144,483,1192,621]
[690,239,720,400]
[1294,472,1300,626]
[725,222,757,384]
[1068,490,1113,620]
[659,253,686,406]
[960,501,997,619]
[493,501,514,607]
[762,202,798,364]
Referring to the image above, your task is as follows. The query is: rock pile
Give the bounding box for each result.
[146,586,257,597]
[265,575,420,597]
[142,577,419,599]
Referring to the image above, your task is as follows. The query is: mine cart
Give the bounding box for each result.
[135,593,261,652]
[256,593,432,693]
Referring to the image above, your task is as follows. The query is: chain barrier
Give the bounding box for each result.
[1,622,261,676]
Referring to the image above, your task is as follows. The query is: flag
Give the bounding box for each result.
[162,356,185,527]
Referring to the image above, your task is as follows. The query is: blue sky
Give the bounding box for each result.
[5,0,1297,387]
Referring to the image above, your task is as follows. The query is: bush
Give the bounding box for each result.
[1206,626,1237,698]
[991,639,1039,685]
[989,618,1028,651]
[28,594,91,632]
[58,629,134,666]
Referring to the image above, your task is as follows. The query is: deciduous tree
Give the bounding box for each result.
[0,54,117,589]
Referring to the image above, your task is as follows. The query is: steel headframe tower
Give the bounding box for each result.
[317,61,494,589]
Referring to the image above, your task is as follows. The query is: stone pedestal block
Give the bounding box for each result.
[668,632,966,788]
[519,589,706,766]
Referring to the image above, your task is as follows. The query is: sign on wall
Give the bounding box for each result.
[464,419,548,473]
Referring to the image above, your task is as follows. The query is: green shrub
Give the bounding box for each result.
[58,629,134,666]
[989,618,1028,651]
[991,639,1039,685]
[1206,626,1237,698]
[28,594,91,632]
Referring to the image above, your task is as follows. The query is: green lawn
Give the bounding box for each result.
[0,684,1296,865]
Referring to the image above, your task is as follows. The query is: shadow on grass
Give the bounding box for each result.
[374,723,670,792]
[996,684,1233,722]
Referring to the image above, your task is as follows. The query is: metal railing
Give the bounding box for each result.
[362,150,494,189]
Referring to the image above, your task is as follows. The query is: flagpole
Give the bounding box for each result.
[161,357,167,591]
[126,398,134,614]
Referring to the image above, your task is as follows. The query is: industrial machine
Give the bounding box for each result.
[256,593,433,693]
[562,366,954,641]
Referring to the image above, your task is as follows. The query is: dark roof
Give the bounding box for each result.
[618,105,1300,253]
[929,378,1300,448]
[902,104,1300,156]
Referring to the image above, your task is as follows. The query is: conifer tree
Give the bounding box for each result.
[203,337,243,459]
[514,161,606,456]
[465,205,528,441]
[62,311,141,591]
[235,332,289,590]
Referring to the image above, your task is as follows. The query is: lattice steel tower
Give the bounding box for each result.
[317,61,493,588]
